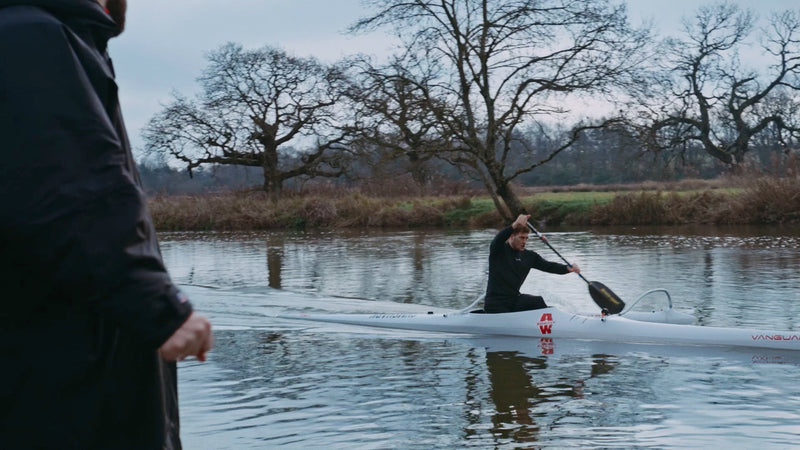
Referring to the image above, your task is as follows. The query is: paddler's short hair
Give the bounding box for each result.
[511,222,529,234]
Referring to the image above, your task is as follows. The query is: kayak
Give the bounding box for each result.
[278,290,800,351]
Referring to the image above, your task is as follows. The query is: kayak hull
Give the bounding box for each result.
[279,307,800,351]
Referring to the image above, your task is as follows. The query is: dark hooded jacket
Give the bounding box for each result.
[0,1,193,448]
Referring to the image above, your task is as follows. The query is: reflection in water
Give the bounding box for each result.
[266,234,284,289]
[188,327,486,448]
[483,350,618,445]
[486,352,545,443]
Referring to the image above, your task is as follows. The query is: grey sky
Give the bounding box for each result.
[111,0,798,153]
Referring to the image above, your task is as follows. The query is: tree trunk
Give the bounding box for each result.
[262,167,282,203]
[495,181,525,219]
[476,166,512,222]
[407,152,430,188]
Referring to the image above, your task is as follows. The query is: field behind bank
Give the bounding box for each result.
[148,176,800,231]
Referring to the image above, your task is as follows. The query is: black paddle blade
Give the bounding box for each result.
[588,281,625,314]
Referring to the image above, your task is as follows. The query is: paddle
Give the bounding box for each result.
[526,222,625,315]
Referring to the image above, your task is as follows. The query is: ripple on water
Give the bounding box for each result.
[165,229,800,448]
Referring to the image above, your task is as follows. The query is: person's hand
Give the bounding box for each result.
[158,312,213,362]
[512,214,530,229]
[567,263,581,274]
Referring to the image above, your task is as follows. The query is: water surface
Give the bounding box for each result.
[160,226,800,449]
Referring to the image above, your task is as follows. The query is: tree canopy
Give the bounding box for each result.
[350,0,650,219]
[143,43,353,201]
[627,3,800,166]
[141,2,800,219]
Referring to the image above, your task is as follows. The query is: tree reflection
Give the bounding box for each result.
[484,350,617,444]
[266,234,284,289]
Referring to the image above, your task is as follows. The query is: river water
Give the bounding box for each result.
[159,226,800,449]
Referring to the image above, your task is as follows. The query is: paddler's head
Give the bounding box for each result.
[507,224,529,251]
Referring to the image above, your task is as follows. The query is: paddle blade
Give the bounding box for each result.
[588,281,625,314]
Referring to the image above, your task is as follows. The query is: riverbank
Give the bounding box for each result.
[148,176,800,231]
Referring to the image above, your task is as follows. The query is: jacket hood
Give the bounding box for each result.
[0,0,118,40]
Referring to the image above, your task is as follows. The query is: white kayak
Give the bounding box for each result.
[278,289,800,351]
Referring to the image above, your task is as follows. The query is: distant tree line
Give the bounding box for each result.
[143,1,800,220]
[139,126,794,195]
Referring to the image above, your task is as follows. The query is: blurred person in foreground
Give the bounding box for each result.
[0,0,213,448]
[485,214,580,313]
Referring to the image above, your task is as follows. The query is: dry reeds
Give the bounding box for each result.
[590,176,800,225]
[148,191,479,230]
[148,176,800,230]
[590,190,727,225]
[712,176,800,224]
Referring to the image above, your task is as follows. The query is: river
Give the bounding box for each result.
[159,225,800,449]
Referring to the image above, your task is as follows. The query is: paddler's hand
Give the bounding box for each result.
[567,263,581,274]
[512,214,530,229]
[158,312,214,362]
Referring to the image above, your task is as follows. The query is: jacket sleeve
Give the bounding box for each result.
[0,10,191,347]
[489,226,514,254]
[528,252,570,275]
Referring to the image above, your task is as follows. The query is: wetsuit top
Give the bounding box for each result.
[485,226,569,306]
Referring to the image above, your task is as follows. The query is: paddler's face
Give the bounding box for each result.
[508,231,529,251]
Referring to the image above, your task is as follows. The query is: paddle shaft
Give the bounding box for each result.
[526,222,590,285]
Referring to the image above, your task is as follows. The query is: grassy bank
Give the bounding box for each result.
[148,176,800,231]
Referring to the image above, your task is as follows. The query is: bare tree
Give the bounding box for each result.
[344,53,446,186]
[630,3,800,167]
[351,0,649,219]
[143,43,352,202]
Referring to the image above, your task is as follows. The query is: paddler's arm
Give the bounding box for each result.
[490,226,514,253]
[530,253,581,274]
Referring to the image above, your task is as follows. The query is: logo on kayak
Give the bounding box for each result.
[538,313,554,334]
[751,334,800,341]
[368,314,418,319]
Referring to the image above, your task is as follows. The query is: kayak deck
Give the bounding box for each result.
[279,307,800,351]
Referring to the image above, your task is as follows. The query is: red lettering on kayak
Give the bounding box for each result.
[751,334,800,341]
[538,313,554,335]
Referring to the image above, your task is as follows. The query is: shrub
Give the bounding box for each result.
[590,190,727,225]
[713,176,800,224]
[147,177,800,230]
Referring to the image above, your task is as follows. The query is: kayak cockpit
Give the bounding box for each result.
[460,294,487,314]
[460,289,695,324]
[620,288,695,325]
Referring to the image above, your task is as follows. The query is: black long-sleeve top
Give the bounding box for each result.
[485,226,569,307]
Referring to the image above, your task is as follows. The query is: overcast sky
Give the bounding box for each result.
[111,0,798,153]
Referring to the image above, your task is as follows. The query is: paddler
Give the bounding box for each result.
[484,214,581,313]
